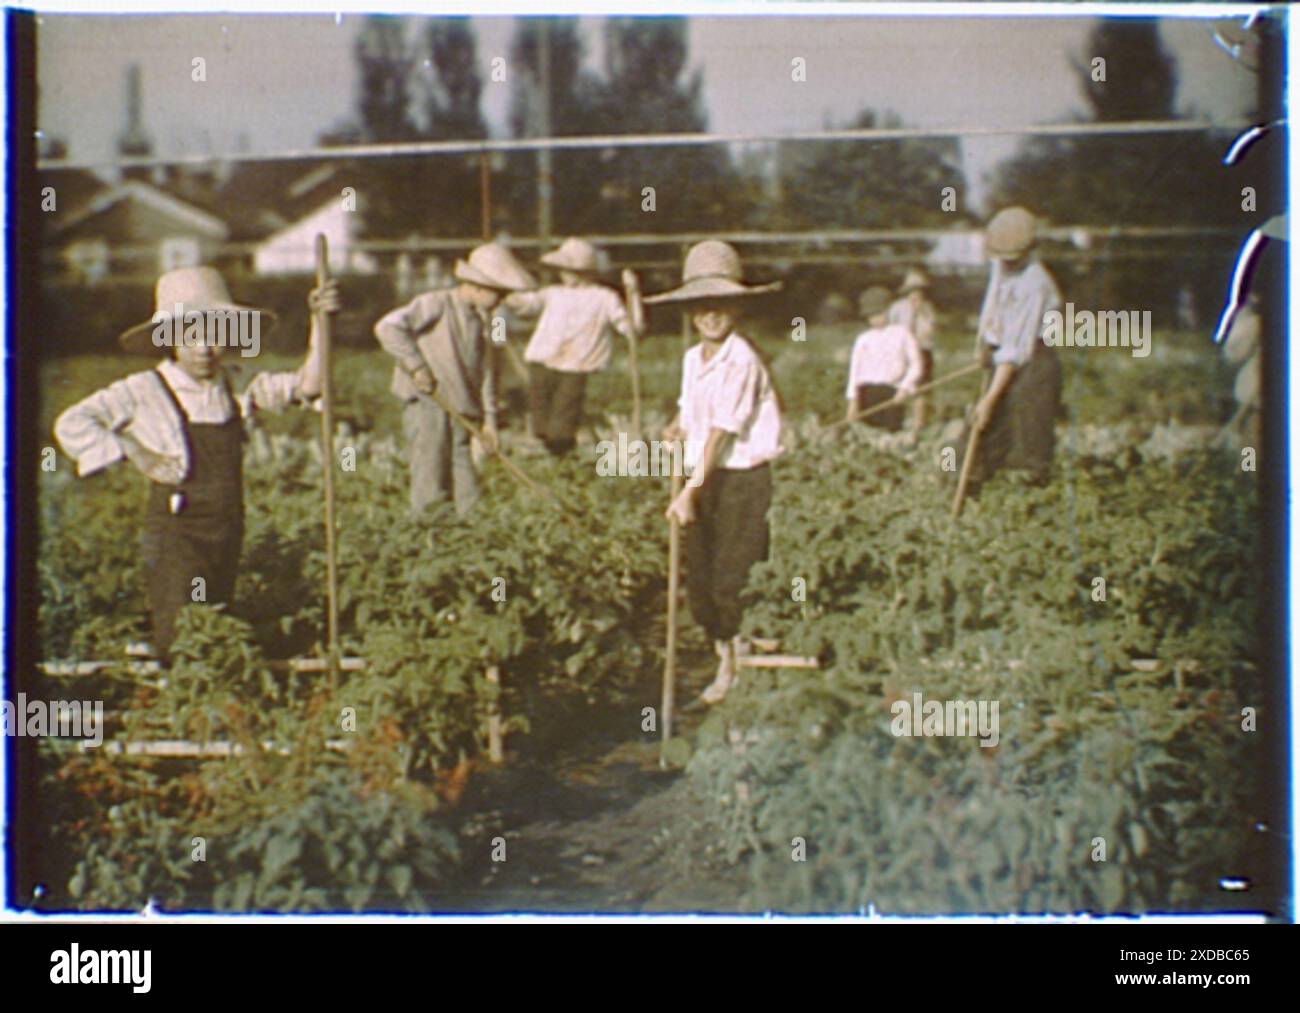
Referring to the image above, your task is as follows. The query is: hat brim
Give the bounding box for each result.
[644,278,782,306]
[539,252,600,274]
[119,303,278,356]
[986,240,1035,260]
[899,281,929,294]
[454,259,536,292]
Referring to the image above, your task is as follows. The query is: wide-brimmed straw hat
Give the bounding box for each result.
[119,266,277,355]
[985,206,1037,260]
[454,242,537,292]
[898,268,930,294]
[858,286,893,319]
[644,240,781,305]
[540,237,600,274]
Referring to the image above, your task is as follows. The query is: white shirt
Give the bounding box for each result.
[678,333,783,472]
[978,257,1062,367]
[514,284,632,373]
[845,324,923,399]
[888,296,936,350]
[54,360,304,479]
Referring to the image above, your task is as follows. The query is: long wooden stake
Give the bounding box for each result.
[314,234,341,690]
[661,471,682,767]
[627,335,642,436]
[422,387,566,510]
[820,362,982,436]
[951,371,992,520]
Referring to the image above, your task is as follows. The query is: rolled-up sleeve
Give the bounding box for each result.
[54,379,135,476]
[607,291,633,338]
[708,362,761,435]
[241,370,303,416]
[898,332,923,392]
[375,292,443,376]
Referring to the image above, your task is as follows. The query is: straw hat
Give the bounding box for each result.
[644,240,781,305]
[454,242,537,292]
[858,286,893,319]
[540,237,600,274]
[985,206,1037,260]
[119,266,276,355]
[898,268,929,294]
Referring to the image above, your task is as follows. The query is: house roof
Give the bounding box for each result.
[52,179,229,241]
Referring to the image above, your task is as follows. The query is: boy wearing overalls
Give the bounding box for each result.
[54,266,336,656]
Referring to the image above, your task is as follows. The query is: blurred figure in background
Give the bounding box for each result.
[375,242,536,516]
[846,285,923,432]
[507,238,644,456]
[958,205,1064,491]
[1220,292,1261,448]
[888,268,937,428]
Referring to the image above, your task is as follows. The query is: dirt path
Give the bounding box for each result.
[432,652,752,914]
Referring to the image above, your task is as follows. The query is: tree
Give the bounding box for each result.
[500,18,604,236]
[582,17,752,234]
[988,18,1243,310]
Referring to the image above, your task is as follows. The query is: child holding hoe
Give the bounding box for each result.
[647,241,783,705]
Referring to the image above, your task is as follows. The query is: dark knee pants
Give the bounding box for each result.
[684,464,772,642]
[959,344,1063,488]
[529,363,587,454]
[141,517,243,654]
[854,383,905,431]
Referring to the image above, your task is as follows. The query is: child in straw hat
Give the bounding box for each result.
[648,240,782,705]
[959,205,1064,490]
[506,237,644,456]
[888,268,937,428]
[374,241,536,515]
[846,285,923,432]
[53,266,338,657]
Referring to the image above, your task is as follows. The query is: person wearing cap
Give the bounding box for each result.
[374,241,536,515]
[846,286,924,432]
[888,268,937,428]
[648,240,783,705]
[53,266,338,657]
[505,237,645,456]
[961,205,1064,488]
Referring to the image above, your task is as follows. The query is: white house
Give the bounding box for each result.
[252,195,377,276]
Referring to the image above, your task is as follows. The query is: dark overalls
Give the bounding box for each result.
[140,370,245,655]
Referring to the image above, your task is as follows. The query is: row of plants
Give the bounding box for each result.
[37,429,669,911]
[679,423,1264,913]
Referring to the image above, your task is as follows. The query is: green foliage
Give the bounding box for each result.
[683,423,1261,913]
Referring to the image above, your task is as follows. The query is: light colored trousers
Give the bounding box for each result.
[402,397,480,516]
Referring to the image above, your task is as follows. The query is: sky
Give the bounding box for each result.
[34,12,1258,210]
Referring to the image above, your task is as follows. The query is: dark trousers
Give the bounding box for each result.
[529,363,588,455]
[141,519,243,653]
[854,383,905,431]
[958,344,1063,489]
[684,464,772,642]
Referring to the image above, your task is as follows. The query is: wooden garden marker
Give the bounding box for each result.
[314,234,341,689]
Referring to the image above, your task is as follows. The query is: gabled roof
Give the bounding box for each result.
[52,179,229,240]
